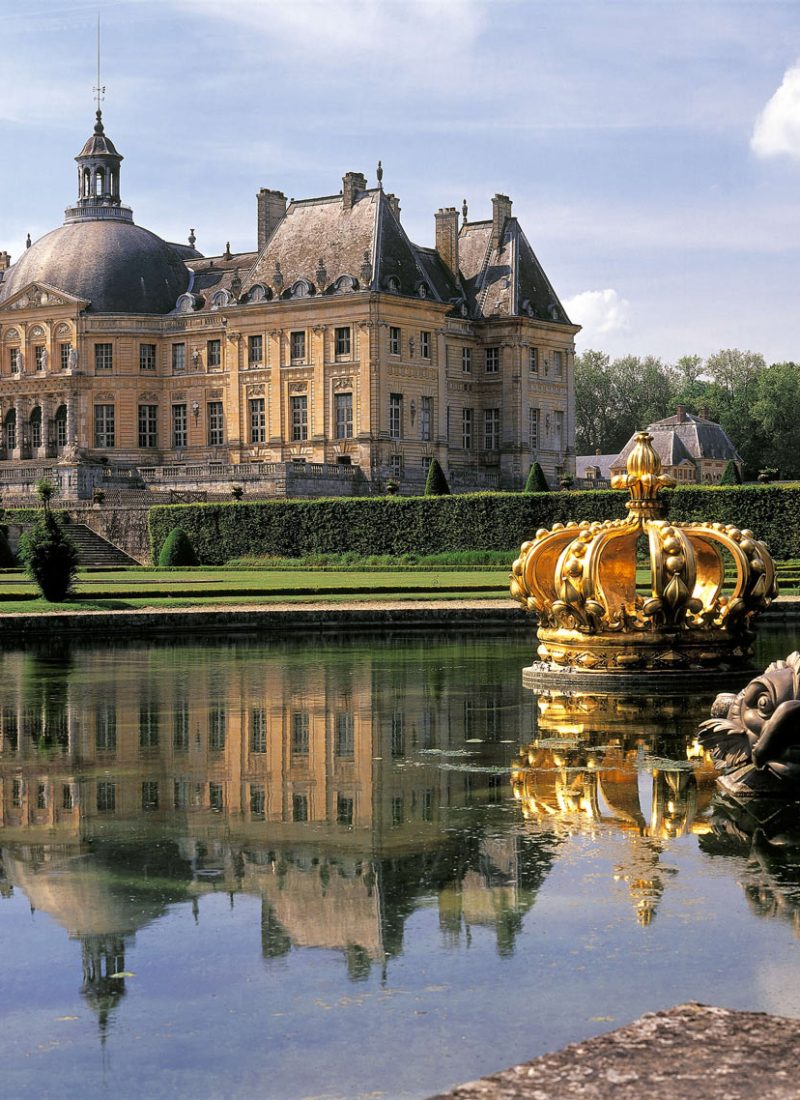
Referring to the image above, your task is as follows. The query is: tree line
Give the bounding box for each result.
[575,348,800,479]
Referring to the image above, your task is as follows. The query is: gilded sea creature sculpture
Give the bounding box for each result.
[510,431,777,672]
[698,652,800,796]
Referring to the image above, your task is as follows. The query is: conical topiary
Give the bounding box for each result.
[424,458,450,496]
[158,527,199,567]
[0,527,17,568]
[524,462,549,492]
[720,460,742,485]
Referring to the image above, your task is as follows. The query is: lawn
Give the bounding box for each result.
[0,566,513,612]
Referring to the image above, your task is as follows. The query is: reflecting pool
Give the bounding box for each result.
[1,629,800,1099]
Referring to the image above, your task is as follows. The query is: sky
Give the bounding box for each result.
[1,0,800,363]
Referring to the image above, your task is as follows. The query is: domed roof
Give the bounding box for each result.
[0,219,190,314]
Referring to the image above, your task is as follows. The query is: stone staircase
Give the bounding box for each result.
[63,524,138,567]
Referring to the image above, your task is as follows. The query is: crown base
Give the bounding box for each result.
[535,625,756,674]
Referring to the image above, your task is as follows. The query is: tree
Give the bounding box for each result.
[750,362,800,479]
[158,527,199,566]
[575,350,614,454]
[424,458,450,496]
[19,513,78,601]
[524,462,549,492]
[0,527,17,567]
[719,460,742,485]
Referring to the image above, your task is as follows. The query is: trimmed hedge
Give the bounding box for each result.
[147,485,800,565]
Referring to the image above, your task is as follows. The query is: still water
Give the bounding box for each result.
[1,629,800,1099]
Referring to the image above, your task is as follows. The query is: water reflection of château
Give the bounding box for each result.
[0,638,557,1033]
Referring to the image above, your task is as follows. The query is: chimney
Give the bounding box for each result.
[0,251,9,271]
[491,193,512,249]
[385,193,401,221]
[595,448,601,456]
[700,404,710,420]
[676,404,687,423]
[435,207,460,276]
[342,171,367,211]
[257,188,287,251]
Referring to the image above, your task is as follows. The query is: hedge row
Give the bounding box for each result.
[147,485,800,565]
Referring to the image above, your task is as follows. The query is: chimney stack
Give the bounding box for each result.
[676,404,687,423]
[491,193,512,249]
[342,171,367,211]
[385,193,401,221]
[0,251,10,271]
[257,189,287,252]
[435,207,460,276]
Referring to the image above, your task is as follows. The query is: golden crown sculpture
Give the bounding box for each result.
[510,431,777,672]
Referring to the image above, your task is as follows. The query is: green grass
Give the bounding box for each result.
[0,566,513,612]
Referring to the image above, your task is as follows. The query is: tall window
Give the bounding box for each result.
[335,326,351,358]
[529,407,540,451]
[389,393,403,439]
[485,347,500,374]
[9,348,20,374]
[5,412,15,450]
[337,794,354,827]
[172,343,186,373]
[420,395,432,441]
[461,347,471,373]
[420,331,431,360]
[207,401,224,446]
[251,708,267,754]
[55,407,67,448]
[554,409,565,445]
[291,395,308,441]
[249,397,266,444]
[138,404,158,448]
[172,403,187,449]
[173,700,189,751]
[292,793,309,822]
[95,343,113,372]
[248,334,263,366]
[142,782,159,811]
[97,781,116,813]
[529,347,539,374]
[207,339,221,368]
[552,350,564,378]
[96,703,117,752]
[30,408,42,448]
[139,701,160,750]
[335,711,355,758]
[389,326,401,355]
[291,711,309,756]
[60,343,72,371]
[335,392,353,439]
[34,346,45,371]
[484,408,500,451]
[209,707,226,751]
[462,407,473,450]
[140,343,156,371]
[290,331,306,362]
[94,404,115,448]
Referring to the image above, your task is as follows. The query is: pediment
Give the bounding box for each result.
[0,282,89,312]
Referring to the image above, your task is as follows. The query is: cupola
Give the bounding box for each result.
[65,110,133,224]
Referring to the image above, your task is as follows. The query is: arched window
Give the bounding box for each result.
[5,409,16,451]
[95,168,104,197]
[29,406,42,449]
[54,405,67,449]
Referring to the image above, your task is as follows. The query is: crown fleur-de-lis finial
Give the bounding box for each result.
[610,430,675,517]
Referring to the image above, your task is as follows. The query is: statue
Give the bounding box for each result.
[698,652,800,795]
[67,347,79,371]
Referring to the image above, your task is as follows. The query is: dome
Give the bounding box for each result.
[0,219,190,314]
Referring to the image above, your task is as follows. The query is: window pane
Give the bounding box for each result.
[172,403,187,449]
[335,393,353,439]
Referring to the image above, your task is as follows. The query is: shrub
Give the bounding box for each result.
[19,513,78,601]
[524,462,549,492]
[148,484,800,564]
[0,527,17,567]
[157,527,199,567]
[424,458,450,496]
[720,461,742,486]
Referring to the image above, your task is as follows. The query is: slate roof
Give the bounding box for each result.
[457,218,571,322]
[576,454,617,479]
[0,220,190,315]
[614,412,742,471]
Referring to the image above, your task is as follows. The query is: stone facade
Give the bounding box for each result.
[0,112,578,497]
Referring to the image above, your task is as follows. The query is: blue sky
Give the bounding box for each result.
[2,0,800,362]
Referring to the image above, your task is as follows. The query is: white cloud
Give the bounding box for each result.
[751,62,800,160]
[564,289,631,346]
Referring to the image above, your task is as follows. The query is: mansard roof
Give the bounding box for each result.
[614,411,742,470]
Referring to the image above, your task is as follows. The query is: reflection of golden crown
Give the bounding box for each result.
[510,432,777,672]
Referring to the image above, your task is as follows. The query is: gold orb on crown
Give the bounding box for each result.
[510,431,777,673]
